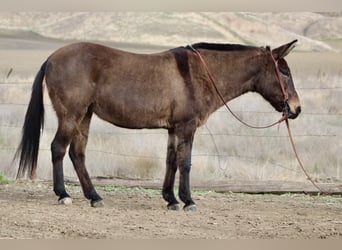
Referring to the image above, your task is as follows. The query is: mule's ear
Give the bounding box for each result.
[272,40,297,60]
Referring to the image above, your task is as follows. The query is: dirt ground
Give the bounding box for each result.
[1,181,342,239]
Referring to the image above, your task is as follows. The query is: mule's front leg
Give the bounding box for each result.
[162,129,180,210]
[176,123,196,211]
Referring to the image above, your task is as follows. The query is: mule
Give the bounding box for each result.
[15,40,301,210]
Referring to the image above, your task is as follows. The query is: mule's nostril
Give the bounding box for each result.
[288,105,301,119]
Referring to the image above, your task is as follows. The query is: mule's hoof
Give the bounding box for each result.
[58,197,72,205]
[184,204,197,212]
[91,200,104,208]
[167,203,180,211]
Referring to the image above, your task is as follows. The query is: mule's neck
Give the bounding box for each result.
[198,48,267,111]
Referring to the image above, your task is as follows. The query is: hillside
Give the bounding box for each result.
[0,12,341,51]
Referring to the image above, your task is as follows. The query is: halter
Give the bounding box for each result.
[270,50,289,102]
[189,45,324,193]
[269,47,291,119]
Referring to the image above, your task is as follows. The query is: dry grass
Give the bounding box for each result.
[0,13,341,186]
[2,50,340,185]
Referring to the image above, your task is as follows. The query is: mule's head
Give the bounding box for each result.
[258,40,301,119]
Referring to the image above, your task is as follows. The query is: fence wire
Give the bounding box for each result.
[1,81,341,181]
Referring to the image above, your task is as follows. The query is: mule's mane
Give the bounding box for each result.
[187,42,258,52]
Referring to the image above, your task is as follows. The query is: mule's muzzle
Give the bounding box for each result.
[283,101,301,119]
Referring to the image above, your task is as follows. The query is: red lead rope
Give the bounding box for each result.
[190,46,325,194]
[285,119,323,193]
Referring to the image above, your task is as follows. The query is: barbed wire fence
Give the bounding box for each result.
[1,80,341,185]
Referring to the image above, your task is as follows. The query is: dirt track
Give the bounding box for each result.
[1,181,342,239]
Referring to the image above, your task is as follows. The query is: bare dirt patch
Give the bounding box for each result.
[1,181,342,239]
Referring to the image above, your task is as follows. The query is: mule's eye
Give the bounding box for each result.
[279,67,290,77]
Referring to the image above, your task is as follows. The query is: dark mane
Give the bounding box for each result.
[186,42,257,52]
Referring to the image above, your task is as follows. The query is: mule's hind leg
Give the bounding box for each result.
[68,109,103,208]
[51,122,77,205]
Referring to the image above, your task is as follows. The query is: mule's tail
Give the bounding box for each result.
[14,60,47,179]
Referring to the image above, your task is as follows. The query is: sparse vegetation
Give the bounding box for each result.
[96,185,161,195]
[0,172,10,184]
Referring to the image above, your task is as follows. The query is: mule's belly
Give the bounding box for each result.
[93,105,171,129]
[93,89,172,129]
